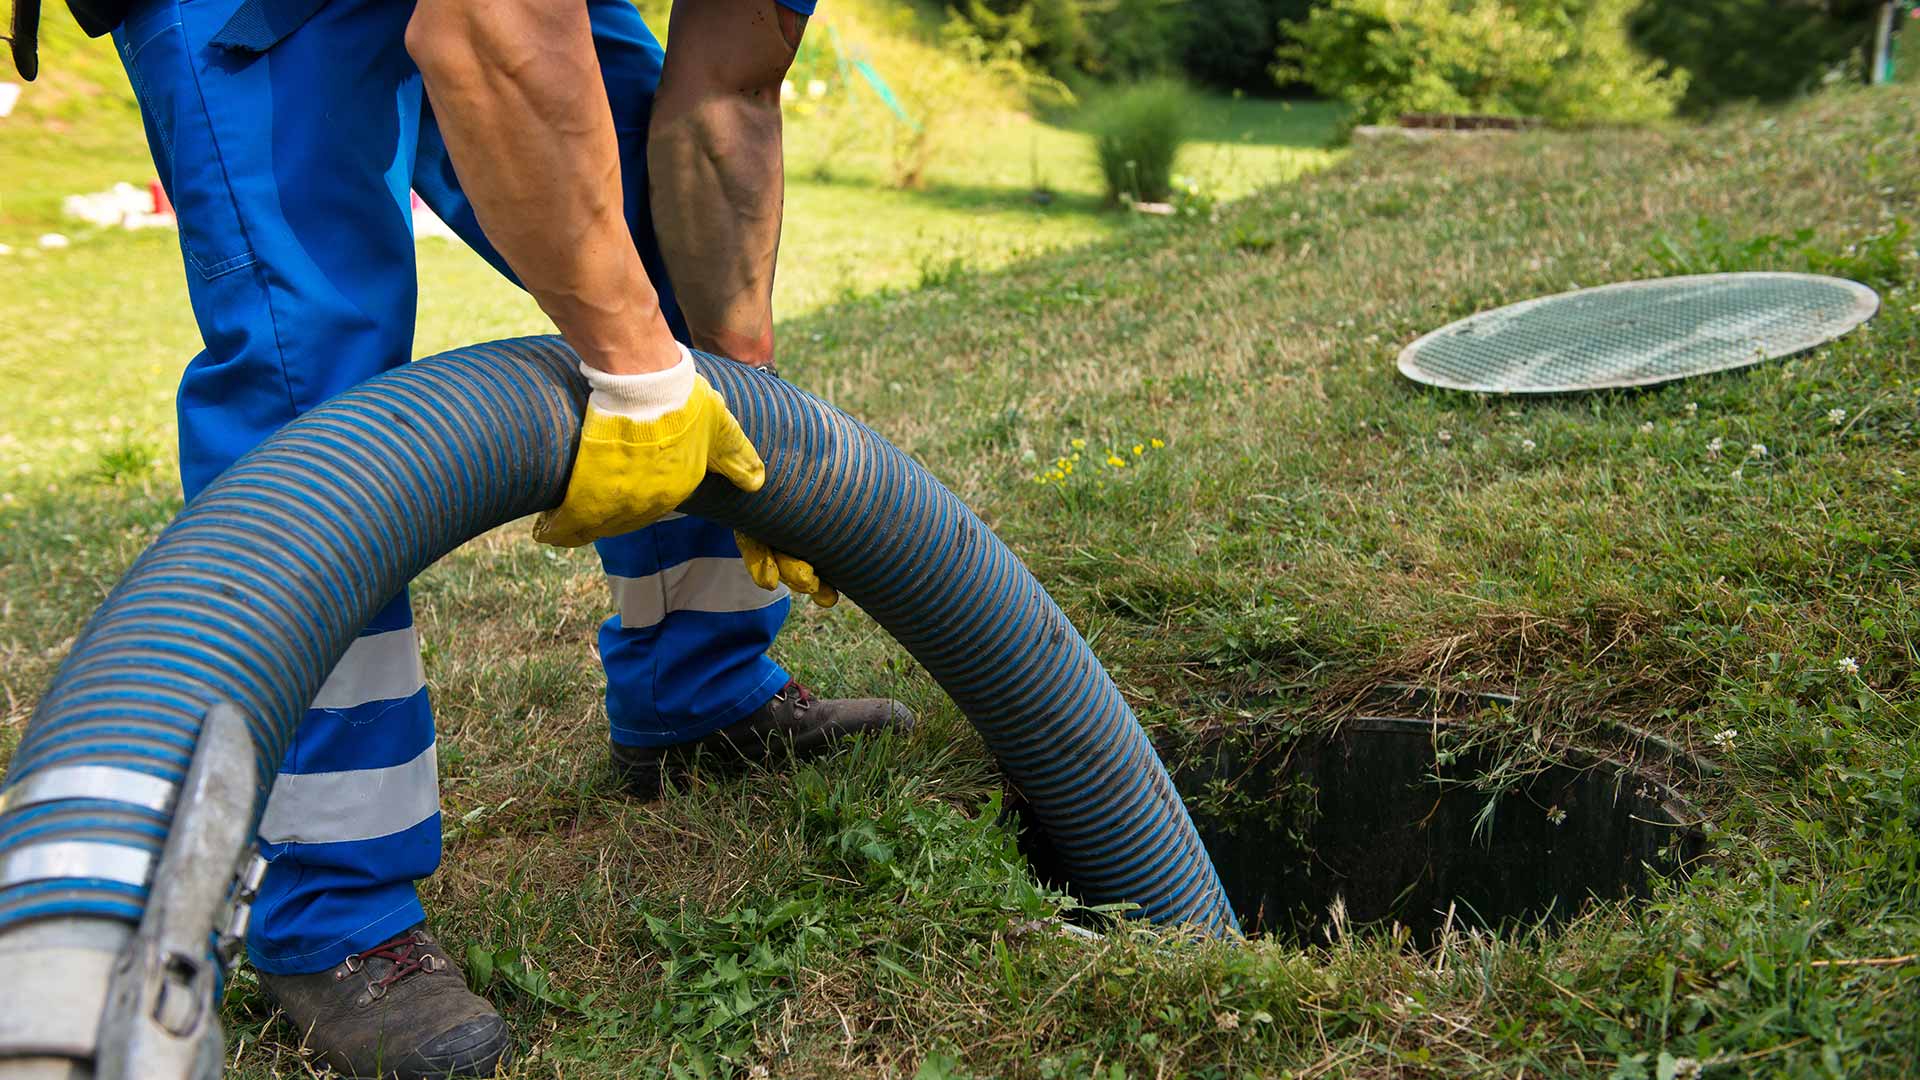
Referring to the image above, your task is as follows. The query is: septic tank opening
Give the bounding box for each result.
[1012,715,1707,945]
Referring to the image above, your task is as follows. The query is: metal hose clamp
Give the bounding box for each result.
[95,702,263,1080]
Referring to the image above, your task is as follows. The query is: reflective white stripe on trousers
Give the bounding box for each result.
[312,627,426,709]
[257,625,438,846]
[257,743,440,846]
[609,555,789,629]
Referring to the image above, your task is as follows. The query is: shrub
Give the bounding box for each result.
[1084,79,1195,204]
[1181,0,1316,93]
[1275,0,1687,128]
[1630,0,1879,114]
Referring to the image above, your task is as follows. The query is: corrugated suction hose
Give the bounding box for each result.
[0,336,1236,946]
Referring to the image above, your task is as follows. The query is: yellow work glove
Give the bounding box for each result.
[736,532,839,608]
[533,344,765,548]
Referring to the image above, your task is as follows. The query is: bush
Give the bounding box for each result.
[1275,0,1687,128]
[1181,0,1316,93]
[1630,0,1879,114]
[1084,79,1195,204]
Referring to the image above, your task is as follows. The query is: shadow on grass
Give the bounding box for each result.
[796,169,1113,216]
[1047,96,1347,150]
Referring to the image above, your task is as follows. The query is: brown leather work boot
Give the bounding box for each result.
[611,679,913,800]
[259,925,509,1079]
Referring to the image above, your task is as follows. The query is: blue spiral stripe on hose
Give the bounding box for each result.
[0,336,1235,939]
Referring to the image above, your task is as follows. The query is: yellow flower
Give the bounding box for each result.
[1070,453,1081,463]
[1050,469,1065,481]
[1056,457,1070,469]
[1150,438,1165,449]
[1063,463,1073,474]
[1071,438,1087,450]
[1132,444,1144,456]
[1106,454,1127,468]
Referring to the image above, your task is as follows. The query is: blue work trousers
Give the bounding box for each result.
[113,0,792,975]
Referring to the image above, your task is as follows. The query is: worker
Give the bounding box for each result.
[78,0,913,1074]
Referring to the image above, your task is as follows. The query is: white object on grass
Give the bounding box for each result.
[38,233,70,249]
[0,83,20,118]
[62,183,176,230]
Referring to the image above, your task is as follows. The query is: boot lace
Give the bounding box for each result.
[342,930,443,997]
[777,679,815,711]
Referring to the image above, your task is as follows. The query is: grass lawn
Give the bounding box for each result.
[6,30,1920,1080]
[0,21,1341,488]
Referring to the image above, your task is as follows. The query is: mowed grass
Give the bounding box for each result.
[6,37,1920,1080]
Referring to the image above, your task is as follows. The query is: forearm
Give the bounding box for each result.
[649,93,784,364]
[648,0,805,366]
[407,0,679,374]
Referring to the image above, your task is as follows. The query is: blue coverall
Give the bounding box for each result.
[112,0,812,975]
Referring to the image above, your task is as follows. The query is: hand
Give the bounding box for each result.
[533,344,764,548]
[736,532,838,608]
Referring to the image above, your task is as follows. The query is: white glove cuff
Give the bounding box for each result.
[580,343,696,422]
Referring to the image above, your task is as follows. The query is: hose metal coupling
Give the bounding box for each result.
[0,703,264,1080]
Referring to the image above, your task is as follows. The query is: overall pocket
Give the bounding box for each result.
[120,4,258,280]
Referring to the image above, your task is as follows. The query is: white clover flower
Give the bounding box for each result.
[1437,429,1452,444]
[1707,437,1723,459]
[1829,408,1847,425]
[1749,443,1769,459]
[1521,438,1536,452]
[1710,728,1738,750]
[1640,421,1655,435]
[1730,467,1744,480]
[1686,402,1699,416]
[1546,805,1567,826]
[1837,656,1859,674]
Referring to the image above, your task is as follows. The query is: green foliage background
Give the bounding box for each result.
[1182,0,1318,92]
[1275,0,1689,127]
[949,0,1893,117]
[1629,0,1885,113]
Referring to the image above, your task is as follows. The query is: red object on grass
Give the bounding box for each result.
[150,179,173,216]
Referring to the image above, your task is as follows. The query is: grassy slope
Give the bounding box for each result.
[5,20,1920,1080]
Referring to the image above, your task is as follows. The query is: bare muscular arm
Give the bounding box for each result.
[648,0,807,366]
[405,0,682,375]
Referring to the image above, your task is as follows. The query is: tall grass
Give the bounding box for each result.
[1084,78,1195,204]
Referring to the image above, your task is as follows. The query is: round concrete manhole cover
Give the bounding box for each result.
[1399,272,1879,394]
